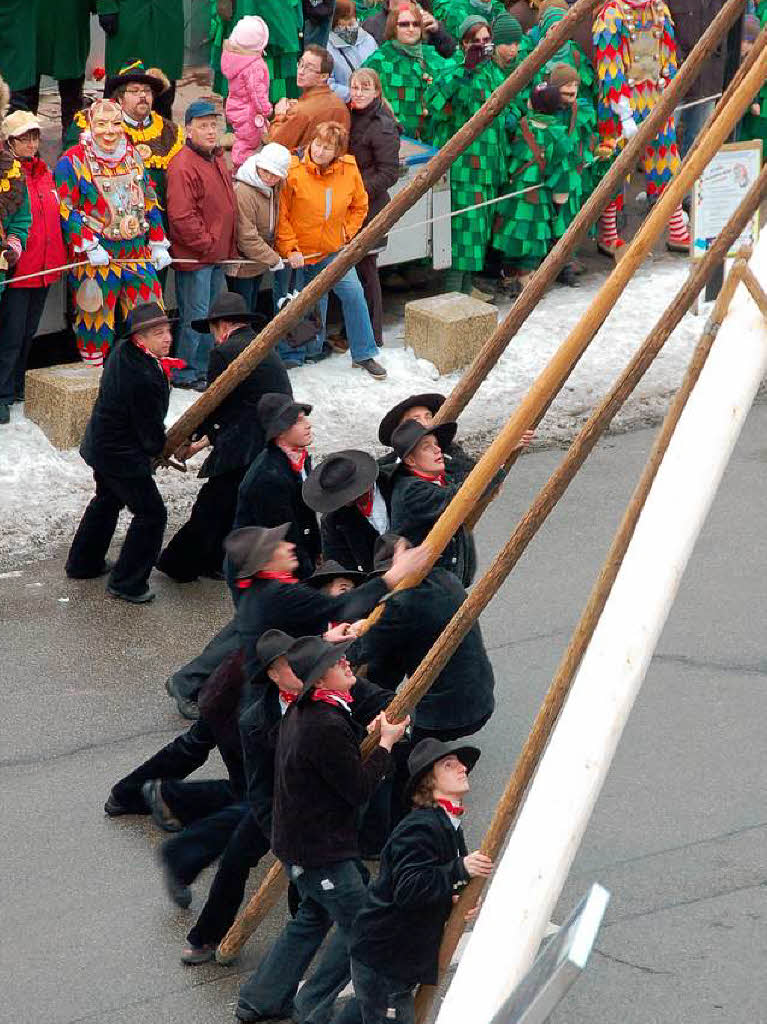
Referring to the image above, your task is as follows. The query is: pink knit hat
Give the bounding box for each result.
[229,15,270,51]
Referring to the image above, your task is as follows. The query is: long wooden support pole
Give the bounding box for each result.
[162,0,603,458]
[356,41,767,630]
[437,232,767,1024]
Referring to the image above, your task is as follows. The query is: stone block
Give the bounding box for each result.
[24,363,102,450]
[404,292,498,375]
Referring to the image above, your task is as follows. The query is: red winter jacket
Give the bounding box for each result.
[8,156,67,288]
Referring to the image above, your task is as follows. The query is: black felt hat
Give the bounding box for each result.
[119,300,176,339]
[403,738,481,803]
[302,450,379,514]
[288,635,355,701]
[223,523,291,579]
[368,532,406,576]
[255,629,295,668]
[389,419,457,463]
[304,560,366,588]
[191,289,269,333]
[258,393,313,442]
[104,59,165,99]
[378,393,446,446]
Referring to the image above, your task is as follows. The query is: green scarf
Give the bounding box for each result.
[390,39,425,62]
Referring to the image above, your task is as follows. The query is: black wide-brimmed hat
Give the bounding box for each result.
[302,450,379,514]
[255,629,295,669]
[288,635,355,702]
[223,523,290,579]
[404,738,481,803]
[120,300,177,340]
[378,393,446,446]
[258,393,313,442]
[104,59,166,99]
[390,418,457,463]
[304,560,366,588]
[191,289,269,334]
[368,532,406,576]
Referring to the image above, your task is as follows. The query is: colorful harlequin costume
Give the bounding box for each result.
[55,106,169,366]
[593,0,690,254]
[364,42,449,142]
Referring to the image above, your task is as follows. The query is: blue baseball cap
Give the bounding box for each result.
[185,99,218,124]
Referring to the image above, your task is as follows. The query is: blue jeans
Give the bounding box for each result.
[173,265,226,383]
[333,959,415,1024]
[275,255,378,366]
[226,273,262,312]
[237,859,367,1024]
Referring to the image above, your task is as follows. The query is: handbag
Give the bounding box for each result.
[277,267,324,348]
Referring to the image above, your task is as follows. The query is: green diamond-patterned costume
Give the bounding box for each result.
[551,97,599,237]
[492,111,573,267]
[209,0,302,103]
[527,9,596,105]
[432,0,504,42]
[426,56,511,273]
[363,42,449,142]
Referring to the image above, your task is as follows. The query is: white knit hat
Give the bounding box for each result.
[254,142,291,179]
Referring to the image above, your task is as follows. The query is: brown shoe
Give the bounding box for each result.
[353,358,387,380]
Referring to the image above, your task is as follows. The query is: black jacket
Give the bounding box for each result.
[351,806,469,985]
[355,567,494,733]
[320,478,393,572]
[271,699,392,867]
[364,5,456,58]
[390,472,477,587]
[349,99,401,245]
[198,326,292,479]
[234,443,321,579]
[667,0,726,99]
[80,340,169,477]
[378,439,477,488]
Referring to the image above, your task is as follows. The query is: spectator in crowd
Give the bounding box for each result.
[221,15,273,170]
[327,0,379,102]
[668,0,727,158]
[227,143,291,312]
[363,2,449,141]
[269,45,351,151]
[348,68,401,348]
[433,0,504,42]
[303,0,337,49]
[210,0,303,103]
[166,100,238,390]
[275,121,387,379]
[0,111,66,422]
[364,0,456,58]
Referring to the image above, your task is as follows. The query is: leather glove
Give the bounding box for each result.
[98,12,119,36]
[86,243,110,267]
[151,244,173,271]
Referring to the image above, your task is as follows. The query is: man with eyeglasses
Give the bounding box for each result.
[269,45,351,152]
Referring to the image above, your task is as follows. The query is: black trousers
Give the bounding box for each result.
[111,719,219,814]
[161,777,238,825]
[12,76,84,138]
[187,809,270,948]
[0,286,49,405]
[167,615,240,702]
[66,470,167,596]
[157,467,245,582]
[163,802,247,885]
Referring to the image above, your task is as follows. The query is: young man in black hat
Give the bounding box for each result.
[236,636,409,1024]
[336,739,492,1024]
[303,450,391,574]
[65,301,179,604]
[233,393,321,579]
[157,291,292,583]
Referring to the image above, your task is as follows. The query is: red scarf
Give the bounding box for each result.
[410,467,446,487]
[235,570,298,591]
[280,690,299,704]
[132,338,186,380]
[355,487,374,518]
[437,798,464,817]
[277,442,308,474]
[311,688,354,707]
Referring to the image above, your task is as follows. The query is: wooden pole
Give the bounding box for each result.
[356,44,767,632]
[162,0,605,458]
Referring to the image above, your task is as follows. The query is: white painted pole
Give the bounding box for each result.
[436,235,767,1024]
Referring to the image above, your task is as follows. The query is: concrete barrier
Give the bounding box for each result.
[24,364,101,450]
[404,292,498,375]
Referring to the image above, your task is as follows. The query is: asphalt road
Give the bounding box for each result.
[2,403,766,1024]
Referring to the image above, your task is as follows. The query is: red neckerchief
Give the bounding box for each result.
[437,798,464,817]
[131,338,186,380]
[235,570,298,591]
[280,690,299,704]
[276,442,308,474]
[355,487,374,517]
[311,688,355,706]
[410,467,446,487]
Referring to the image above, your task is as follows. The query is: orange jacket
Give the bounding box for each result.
[276,153,369,264]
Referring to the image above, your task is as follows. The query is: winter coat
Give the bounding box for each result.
[271,699,392,868]
[348,98,401,246]
[234,442,321,579]
[667,0,726,99]
[229,163,284,278]
[80,339,169,477]
[276,152,368,264]
[197,326,292,479]
[320,477,393,572]
[0,0,38,91]
[7,157,67,289]
[268,84,351,152]
[390,471,477,587]
[327,28,380,102]
[221,41,273,168]
[96,0,185,80]
[350,806,469,985]
[364,7,456,59]
[166,141,239,271]
[38,0,94,80]
[355,567,495,734]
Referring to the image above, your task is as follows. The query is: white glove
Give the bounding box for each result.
[270,257,285,272]
[151,244,173,271]
[611,95,638,140]
[86,243,110,267]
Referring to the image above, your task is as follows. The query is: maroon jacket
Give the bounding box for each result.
[8,156,67,288]
[166,141,238,271]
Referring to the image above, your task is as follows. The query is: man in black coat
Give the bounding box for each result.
[233,392,321,580]
[303,450,391,573]
[157,291,292,583]
[65,301,176,603]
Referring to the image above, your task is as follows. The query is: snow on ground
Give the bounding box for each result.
[0,255,711,567]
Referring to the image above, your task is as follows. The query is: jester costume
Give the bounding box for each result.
[593,0,689,254]
[55,135,167,366]
[209,0,302,103]
[432,0,504,42]
[364,42,449,142]
[529,4,597,106]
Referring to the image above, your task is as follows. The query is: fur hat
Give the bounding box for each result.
[229,15,270,51]
[0,75,10,123]
[548,62,579,89]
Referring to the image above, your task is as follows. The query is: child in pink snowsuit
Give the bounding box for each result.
[221,16,273,170]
